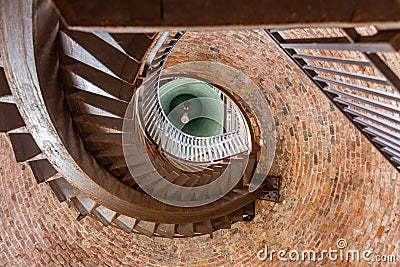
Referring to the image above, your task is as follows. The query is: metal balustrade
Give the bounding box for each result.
[159,76,243,135]
[266,27,400,171]
[137,32,251,163]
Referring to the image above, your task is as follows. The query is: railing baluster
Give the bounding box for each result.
[365,130,400,152]
[315,76,400,101]
[334,97,400,124]
[325,87,400,114]
[281,30,400,52]
[304,65,388,85]
[344,107,400,132]
[266,27,400,171]
[390,156,400,166]
[137,31,251,169]
[293,54,371,66]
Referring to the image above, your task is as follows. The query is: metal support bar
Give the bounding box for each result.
[304,65,388,85]
[314,76,400,101]
[325,87,400,114]
[282,30,400,52]
[342,28,400,93]
[293,53,371,66]
[334,97,400,124]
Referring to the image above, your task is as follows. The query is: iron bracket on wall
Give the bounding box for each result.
[260,175,281,202]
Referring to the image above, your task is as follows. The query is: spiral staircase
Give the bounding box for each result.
[0,0,281,238]
[1,0,399,239]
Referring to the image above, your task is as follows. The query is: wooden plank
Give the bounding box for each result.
[0,68,11,97]
[304,65,388,85]
[114,215,137,233]
[51,0,400,30]
[194,221,213,234]
[9,133,41,162]
[293,54,371,66]
[92,206,117,226]
[62,59,135,102]
[62,29,140,82]
[28,159,58,183]
[73,113,123,131]
[47,177,76,202]
[0,103,25,132]
[71,195,97,215]
[110,33,154,61]
[211,216,231,230]
[67,89,128,118]
[155,223,175,238]
[85,133,122,144]
[282,41,397,52]
[345,108,400,132]
[315,76,400,101]
[334,98,400,124]
[134,220,156,237]
[325,87,400,114]
[176,223,194,237]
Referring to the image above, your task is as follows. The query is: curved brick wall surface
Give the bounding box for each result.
[0,30,399,266]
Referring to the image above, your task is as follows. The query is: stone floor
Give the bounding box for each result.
[0,30,399,266]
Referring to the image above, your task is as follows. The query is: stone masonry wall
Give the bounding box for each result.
[0,30,399,266]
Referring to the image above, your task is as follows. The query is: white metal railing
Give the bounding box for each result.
[136,32,251,163]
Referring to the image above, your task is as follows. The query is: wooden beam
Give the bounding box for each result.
[51,0,400,32]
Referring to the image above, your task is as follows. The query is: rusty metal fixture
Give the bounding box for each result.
[260,176,281,202]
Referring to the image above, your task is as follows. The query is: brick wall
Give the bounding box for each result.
[0,29,399,266]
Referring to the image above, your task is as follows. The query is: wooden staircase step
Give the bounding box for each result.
[0,68,11,97]
[9,133,41,162]
[0,103,25,132]
[67,88,128,118]
[73,113,123,131]
[28,159,58,184]
[91,206,117,226]
[62,30,140,83]
[212,216,231,230]
[71,195,97,216]
[130,163,156,178]
[63,58,134,102]
[155,223,175,238]
[194,221,213,234]
[110,33,154,62]
[85,133,122,144]
[134,220,156,237]
[176,224,194,237]
[47,177,76,202]
[113,215,137,233]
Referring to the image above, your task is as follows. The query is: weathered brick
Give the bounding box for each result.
[0,28,399,267]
